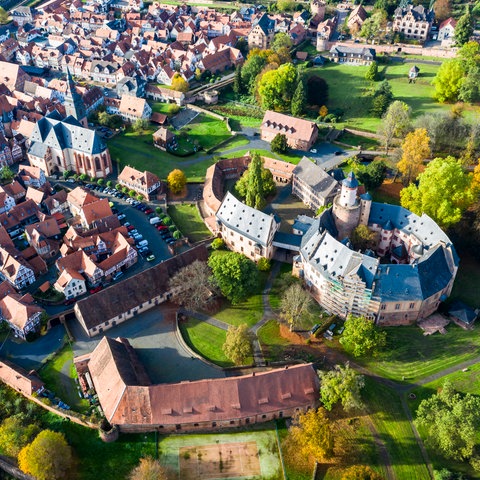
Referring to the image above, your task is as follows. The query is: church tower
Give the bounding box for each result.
[64,67,87,127]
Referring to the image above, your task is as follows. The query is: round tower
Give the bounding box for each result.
[377,220,394,256]
[359,192,372,226]
[332,172,362,240]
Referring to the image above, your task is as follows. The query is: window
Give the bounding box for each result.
[395,304,401,310]
[381,304,386,310]
[409,303,415,309]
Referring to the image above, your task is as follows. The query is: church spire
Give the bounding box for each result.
[64,67,87,127]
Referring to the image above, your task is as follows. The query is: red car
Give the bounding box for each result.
[89,285,103,294]
[145,208,154,214]
[64,298,76,306]
[127,225,135,231]
[156,225,167,231]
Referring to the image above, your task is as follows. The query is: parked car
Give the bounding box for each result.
[112,271,124,281]
[117,214,126,221]
[127,225,135,231]
[157,225,168,231]
[146,254,155,262]
[145,208,153,215]
[149,217,161,225]
[89,285,103,294]
[64,298,76,305]
[137,239,149,248]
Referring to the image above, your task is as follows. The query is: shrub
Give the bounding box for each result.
[129,190,136,197]
[79,174,88,181]
[115,183,122,190]
[98,178,104,185]
[106,180,113,188]
[168,104,180,115]
[163,216,172,225]
[169,225,177,232]
[211,238,225,250]
[90,176,96,183]
[155,207,163,214]
[173,230,182,239]
[257,257,271,271]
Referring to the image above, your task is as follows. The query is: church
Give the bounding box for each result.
[27,70,112,178]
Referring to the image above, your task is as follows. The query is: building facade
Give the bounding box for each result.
[392,4,433,42]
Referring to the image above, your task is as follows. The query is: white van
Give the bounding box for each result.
[149,217,161,225]
[137,239,148,248]
[133,234,143,241]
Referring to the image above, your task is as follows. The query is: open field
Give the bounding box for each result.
[182,113,231,150]
[305,62,459,132]
[167,204,211,243]
[38,344,90,413]
[358,323,480,382]
[159,428,283,480]
[178,316,233,367]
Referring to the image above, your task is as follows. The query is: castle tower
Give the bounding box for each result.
[332,171,362,240]
[359,192,372,226]
[64,67,87,127]
[377,220,394,256]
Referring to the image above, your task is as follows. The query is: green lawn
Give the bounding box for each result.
[362,378,431,480]
[149,101,175,115]
[257,320,290,363]
[339,132,381,150]
[357,324,480,382]
[167,204,211,243]
[38,344,90,413]
[211,134,250,153]
[269,263,299,310]
[182,113,231,151]
[306,62,458,132]
[178,316,233,367]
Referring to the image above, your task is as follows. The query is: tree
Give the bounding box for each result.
[288,408,334,462]
[355,159,386,191]
[129,457,171,480]
[132,118,149,132]
[0,7,9,24]
[63,170,72,179]
[0,166,14,182]
[241,55,267,94]
[169,260,216,311]
[208,252,259,304]
[371,80,393,117]
[257,257,271,271]
[378,100,412,152]
[171,73,189,92]
[167,169,186,194]
[167,104,180,115]
[277,0,296,11]
[106,180,113,188]
[235,153,276,208]
[280,283,313,331]
[291,80,307,116]
[211,238,225,250]
[433,59,466,102]
[307,76,329,106]
[18,430,73,480]
[271,133,288,154]
[359,11,386,42]
[0,417,40,457]
[233,65,243,94]
[365,61,379,82]
[458,66,480,102]
[341,465,383,480]
[455,6,474,46]
[272,32,292,52]
[400,156,474,228]
[351,224,378,251]
[340,315,387,358]
[319,363,365,412]
[397,128,431,184]
[257,63,298,111]
[434,0,452,22]
[416,381,480,461]
[319,105,328,118]
[223,324,253,365]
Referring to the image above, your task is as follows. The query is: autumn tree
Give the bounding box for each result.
[129,457,171,480]
[0,7,9,24]
[455,6,474,46]
[400,156,474,229]
[319,105,328,118]
[257,63,298,111]
[223,324,253,365]
[208,252,259,304]
[351,224,378,251]
[340,315,387,358]
[235,153,276,208]
[18,430,74,480]
[360,11,386,42]
[0,417,40,457]
[319,363,365,412]
[271,133,288,154]
[434,0,452,22]
[169,260,216,311]
[341,465,383,480]
[416,381,480,461]
[433,59,465,102]
[171,73,189,92]
[291,80,307,116]
[167,169,186,194]
[288,408,334,462]
[377,100,412,152]
[397,128,431,184]
[365,61,379,82]
[280,283,313,331]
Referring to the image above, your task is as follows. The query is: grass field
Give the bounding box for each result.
[38,344,90,413]
[159,428,283,480]
[182,113,231,150]
[362,378,431,480]
[306,62,457,132]
[178,316,233,367]
[211,134,250,152]
[358,324,480,382]
[167,204,211,243]
[257,320,290,363]
[339,132,381,150]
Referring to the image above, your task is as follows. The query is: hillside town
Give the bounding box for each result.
[0,0,478,477]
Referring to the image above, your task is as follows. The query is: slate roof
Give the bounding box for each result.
[448,300,477,325]
[253,13,275,35]
[330,45,376,59]
[216,192,277,247]
[293,157,340,199]
[28,111,106,156]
